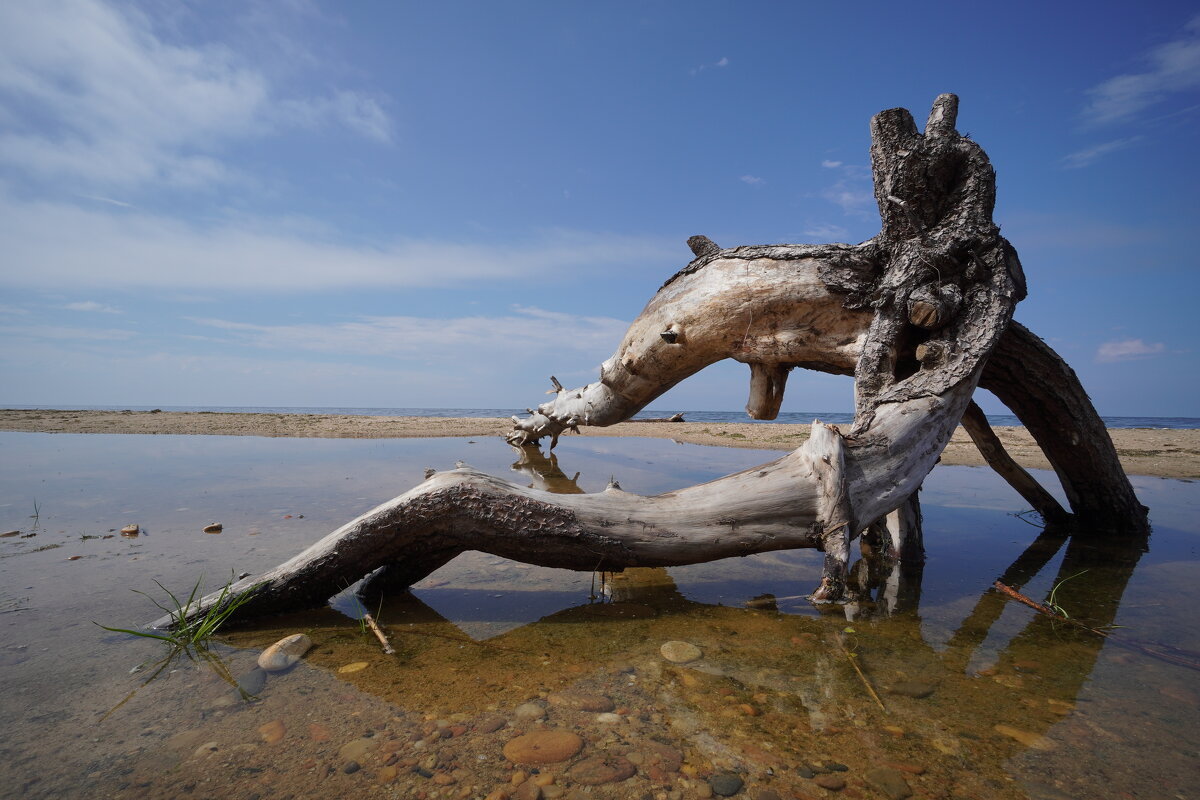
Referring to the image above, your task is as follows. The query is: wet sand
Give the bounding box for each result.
[1,408,1196,478]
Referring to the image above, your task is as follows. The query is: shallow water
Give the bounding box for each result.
[0,432,1197,799]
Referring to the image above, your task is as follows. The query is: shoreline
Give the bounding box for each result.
[0,408,1195,479]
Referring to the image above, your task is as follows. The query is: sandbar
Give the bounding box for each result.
[0,408,1195,479]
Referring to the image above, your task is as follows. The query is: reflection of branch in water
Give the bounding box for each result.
[942,524,1071,671]
[995,580,1200,672]
[509,444,584,494]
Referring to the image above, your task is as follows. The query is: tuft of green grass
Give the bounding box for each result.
[1044,570,1087,619]
[95,575,264,718]
[95,574,260,649]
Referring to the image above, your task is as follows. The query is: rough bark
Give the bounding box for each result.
[981,322,1148,533]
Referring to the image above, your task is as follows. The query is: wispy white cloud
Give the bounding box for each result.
[1061,137,1143,169]
[816,162,873,215]
[63,301,122,314]
[739,174,764,186]
[0,324,137,341]
[690,56,730,76]
[279,89,393,143]
[0,193,678,290]
[188,305,629,361]
[801,223,849,241]
[1096,338,1166,362]
[1083,15,1200,125]
[77,194,135,208]
[0,304,30,315]
[0,0,391,188]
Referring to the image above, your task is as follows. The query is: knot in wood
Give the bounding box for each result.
[686,235,721,258]
[915,339,951,369]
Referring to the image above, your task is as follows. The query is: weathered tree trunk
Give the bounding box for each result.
[157,95,1140,628]
[155,424,843,625]
[979,322,1148,533]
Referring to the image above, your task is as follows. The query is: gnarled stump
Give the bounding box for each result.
[156,95,1141,629]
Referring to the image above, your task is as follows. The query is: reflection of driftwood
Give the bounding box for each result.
[994,580,1200,672]
[627,413,685,423]
[509,446,584,494]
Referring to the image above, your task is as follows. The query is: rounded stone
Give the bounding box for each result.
[258,719,285,744]
[865,767,912,799]
[660,641,702,664]
[338,661,369,674]
[709,773,744,796]
[502,730,584,765]
[513,702,547,721]
[814,774,845,791]
[477,715,508,733]
[235,668,267,697]
[888,680,935,699]
[638,741,683,773]
[257,633,313,672]
[568,753,636,785]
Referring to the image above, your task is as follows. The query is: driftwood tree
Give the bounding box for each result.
[159,95,1147,628]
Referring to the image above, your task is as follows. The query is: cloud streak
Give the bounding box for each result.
[0,0,392,188]
[1061,137,1142,169]
[1096,338,1166,363]
[1083,15,1200,125]
[63,301,122,313]
[188,305,629,362]
[0,193,678,290]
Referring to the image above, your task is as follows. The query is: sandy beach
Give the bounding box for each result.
[1,408,1195,479]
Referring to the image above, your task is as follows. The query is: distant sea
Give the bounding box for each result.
[6,405,1199,430]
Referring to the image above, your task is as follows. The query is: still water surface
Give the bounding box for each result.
[0,433,1197,799]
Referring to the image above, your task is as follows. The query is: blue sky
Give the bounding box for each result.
[1,1,1197,417]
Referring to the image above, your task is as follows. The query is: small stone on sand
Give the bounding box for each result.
[660,641,703,663]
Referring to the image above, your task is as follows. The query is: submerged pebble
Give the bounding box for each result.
[257,633,313,672]
[567,753,636,785]
[865,766,912,799]
[547,691,614,712]
[513,702,546,722]
[994,724,1055,750]
[709,772,744,796]
[888,680,936,699]
[338,661,369,674]
[660,641,703,664]
[502,730,583,765]
[258,720,285,744]
[235,668,267,697]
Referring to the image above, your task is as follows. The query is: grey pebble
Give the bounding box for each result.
[710,773,744,796]
[235,668,266,697]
